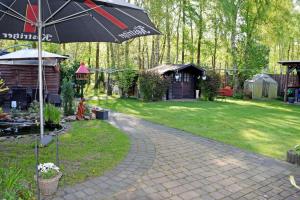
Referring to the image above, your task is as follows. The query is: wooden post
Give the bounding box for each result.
[284,66,290,102]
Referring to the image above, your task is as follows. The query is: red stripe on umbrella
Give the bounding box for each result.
[84,0,128,30]
[24,4,38,33]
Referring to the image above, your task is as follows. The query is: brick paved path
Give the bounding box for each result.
[52,112,300,200]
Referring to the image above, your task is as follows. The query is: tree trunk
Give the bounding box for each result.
[166,4,171,64]
[125,42,130,67]
[231,15,239,93]
[190,21,194,63]
[142,38,146,69]
[176,3,181,64]
[155,35,160,66]
[182,0,186,64]
[88,42,91,66]
[110,43,115,67]
[138,38,142,69]
[94,43,100,89]
[74,43,79,61]
[150,37,155,68]
[61,44,66,55]
[196,3,203,66]
[159,35,166,64]
[146,41,150,69]
[212,15,218,71]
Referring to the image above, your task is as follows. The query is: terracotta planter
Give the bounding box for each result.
[35,172,62,196]
[0,113,8,119]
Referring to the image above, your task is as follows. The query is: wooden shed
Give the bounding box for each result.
[0,49,67,108]
[149,64,205,100]
[278,61,300,103]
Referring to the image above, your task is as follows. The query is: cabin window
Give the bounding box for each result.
[174,73,182,82]
[183,73,190,82]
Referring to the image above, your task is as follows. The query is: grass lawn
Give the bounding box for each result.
[0,120,130,188]
[91,98,300,160]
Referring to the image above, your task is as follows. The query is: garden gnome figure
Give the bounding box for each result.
[76,98,85,120]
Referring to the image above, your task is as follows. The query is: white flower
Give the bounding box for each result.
[38,163,60,174]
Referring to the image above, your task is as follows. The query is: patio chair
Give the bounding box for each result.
[11,87,29,109]
[47,94,61,107]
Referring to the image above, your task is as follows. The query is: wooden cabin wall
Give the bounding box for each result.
[0,65,60,94]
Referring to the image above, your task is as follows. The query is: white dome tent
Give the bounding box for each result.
[244,74,278,99]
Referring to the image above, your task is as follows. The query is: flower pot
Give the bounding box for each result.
[288,97,295,104]
[35,172,62,196]
[0,113,8,119]
[287,150,297,164]
[95,110,109,120]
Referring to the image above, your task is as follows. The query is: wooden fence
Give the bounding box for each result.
[220,72,299,96]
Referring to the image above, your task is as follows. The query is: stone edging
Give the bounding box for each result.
[51,113,156,200]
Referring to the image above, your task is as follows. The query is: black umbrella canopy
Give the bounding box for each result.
[0,0,160,43]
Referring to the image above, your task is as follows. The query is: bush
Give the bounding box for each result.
[138,71,170,101]
[200,71,221,101]
[61,79,75,116]
[233,92,244,99]
[0,167,33,200]
[116,70,137,97]
[44,104,61,125]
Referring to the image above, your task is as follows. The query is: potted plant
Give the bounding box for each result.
[287,145,300,165]
[36,163,62,196]
[287,89,295,104]
[44,104,61,129]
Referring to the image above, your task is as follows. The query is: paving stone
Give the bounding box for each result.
[50,112,299,200]
[179,191,199,200]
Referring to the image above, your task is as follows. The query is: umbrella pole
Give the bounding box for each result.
[38,0,44,141]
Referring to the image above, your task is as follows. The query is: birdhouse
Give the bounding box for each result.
[75,63,90,81]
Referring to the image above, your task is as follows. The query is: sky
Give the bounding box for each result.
[293,0,300,12]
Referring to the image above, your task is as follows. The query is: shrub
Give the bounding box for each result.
[0,167,33,200]
[138,71,170,101]
[61,78,75,116]
[44,104,61,125]
[288,89,295,97]
[28,100,40,114]
[116,70,137,97]
[200,71,221,101]
[60,60,80,82]
[233,92,244,99]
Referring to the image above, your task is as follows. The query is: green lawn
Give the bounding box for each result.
[0,120,130,188]
[91,98,300,160]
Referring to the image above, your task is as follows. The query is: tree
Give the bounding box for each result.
[116,70,137,97]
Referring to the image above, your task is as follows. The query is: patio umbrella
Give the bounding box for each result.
[0,0,160,140]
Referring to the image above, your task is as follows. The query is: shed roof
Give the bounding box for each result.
[0,49,67,60]
[278,60,300,66]
[148,64,205,75]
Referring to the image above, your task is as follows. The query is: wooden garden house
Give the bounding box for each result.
[278,61,300,102]
[149,64,205,100]
[0,49,67,108]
